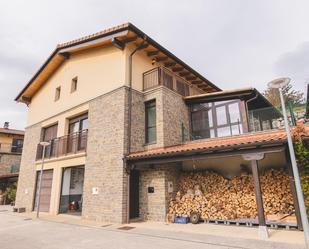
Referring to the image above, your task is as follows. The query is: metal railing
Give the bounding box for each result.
[143,67,190,96]
[36,130,88,160]
[0,143,23,154]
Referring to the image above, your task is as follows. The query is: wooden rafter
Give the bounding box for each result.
[186,76,197,81]
[122,36,138,43]
[155,56,168,62]
[192,80,203,85]
[179,72,190,77]
[172,67,183,72]
[164,62,176,67]
[147,50,159,56]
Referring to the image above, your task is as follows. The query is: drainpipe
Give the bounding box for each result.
[125,37,147,224]
[245,93,259,132]
[127,38,147,154]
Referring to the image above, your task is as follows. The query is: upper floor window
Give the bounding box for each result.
[55,87,61,101]
[11,138,23,153]
[68,113,88,152]
[145,100,156,144]
[71,77,78,93]
[191,99,243,140]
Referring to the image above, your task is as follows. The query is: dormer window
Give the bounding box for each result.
[71,77,78,93]
[55,87,61,101]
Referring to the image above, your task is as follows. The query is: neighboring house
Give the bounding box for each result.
[0,122,24,202]
[14,23,308,234]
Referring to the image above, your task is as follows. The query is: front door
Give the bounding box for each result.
[129,170,140,219]
[33,169,53,212]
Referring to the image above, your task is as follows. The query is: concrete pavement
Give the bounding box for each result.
[0,206,305,249]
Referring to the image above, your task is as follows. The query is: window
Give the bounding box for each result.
[71,77,78,93]
[145,100,156,144]
[67,113,88,152]
[191,100,243,139]
[55,87,61,101]
[11,138,23,153]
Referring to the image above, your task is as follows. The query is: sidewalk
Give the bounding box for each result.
[1,205,305,249]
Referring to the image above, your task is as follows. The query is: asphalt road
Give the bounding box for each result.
[0,209,304,249]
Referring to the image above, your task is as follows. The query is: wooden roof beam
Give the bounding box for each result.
[186,76,197,81]
[111,37,125,50]
[164,62,176,67]
[172,67,183,72]
[147,50,159,56]
[154,56,168,62]
[179,72,190,77]
[122,36,138,43]
[192,80,203,85]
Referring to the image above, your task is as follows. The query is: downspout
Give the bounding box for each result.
[125,36,147,224]
[245,93,259,132]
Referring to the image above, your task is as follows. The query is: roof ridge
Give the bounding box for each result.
[56,23,130,48]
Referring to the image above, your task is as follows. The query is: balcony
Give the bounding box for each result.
[36,130,88,160]
[143,67,190,96]
[0,143,23,154]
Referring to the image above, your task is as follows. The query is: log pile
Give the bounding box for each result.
[168,169,294,221]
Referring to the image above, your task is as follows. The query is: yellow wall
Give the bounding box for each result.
[27,45,126,127]
[0,134,13,144]
[35,154,86,215]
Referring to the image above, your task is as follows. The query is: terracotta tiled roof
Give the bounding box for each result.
[127,128,309,160]
[57,23,130,48]
[0,128,24,136]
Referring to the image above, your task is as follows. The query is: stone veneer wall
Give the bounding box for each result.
[15,124,41,211]
[130,86,190,153]
[82,87,129,223]
[161,88,190,147]
[139,165,180,221]
[0,154,21,175]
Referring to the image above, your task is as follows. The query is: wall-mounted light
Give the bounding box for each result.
[152,58,157,65]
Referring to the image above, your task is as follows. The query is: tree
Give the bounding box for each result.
[263,82,304,107]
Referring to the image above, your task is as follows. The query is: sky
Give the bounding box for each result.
[0,0,309,130]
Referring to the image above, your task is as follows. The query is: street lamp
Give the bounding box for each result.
[36,141,50,219]
[268,78,309,248]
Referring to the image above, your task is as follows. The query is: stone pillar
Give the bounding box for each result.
[15,124,42,212]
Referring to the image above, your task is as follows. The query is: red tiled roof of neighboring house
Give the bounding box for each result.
[0,128,24,136]
[0,173,19,179]
[127,127,309,160]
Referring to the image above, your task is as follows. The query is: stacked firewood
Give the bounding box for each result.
[168,169,294,220]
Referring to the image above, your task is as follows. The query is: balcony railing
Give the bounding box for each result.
[36,130,88,160]
[143,67,190,96]
[0,143,23,154]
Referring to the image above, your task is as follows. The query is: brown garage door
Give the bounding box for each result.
[33,169,53,212]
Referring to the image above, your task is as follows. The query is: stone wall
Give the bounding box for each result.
[0,154,21,175]
[15,124,42,211]
[130,86,190,152]
[82,87,128,223]
[139,165,180,221]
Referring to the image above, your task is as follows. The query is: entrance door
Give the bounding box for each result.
[59,166,85,215]
[129,170,140,219]
[33,169,53,212]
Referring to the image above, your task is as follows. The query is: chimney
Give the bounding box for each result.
[3,122,9,129]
